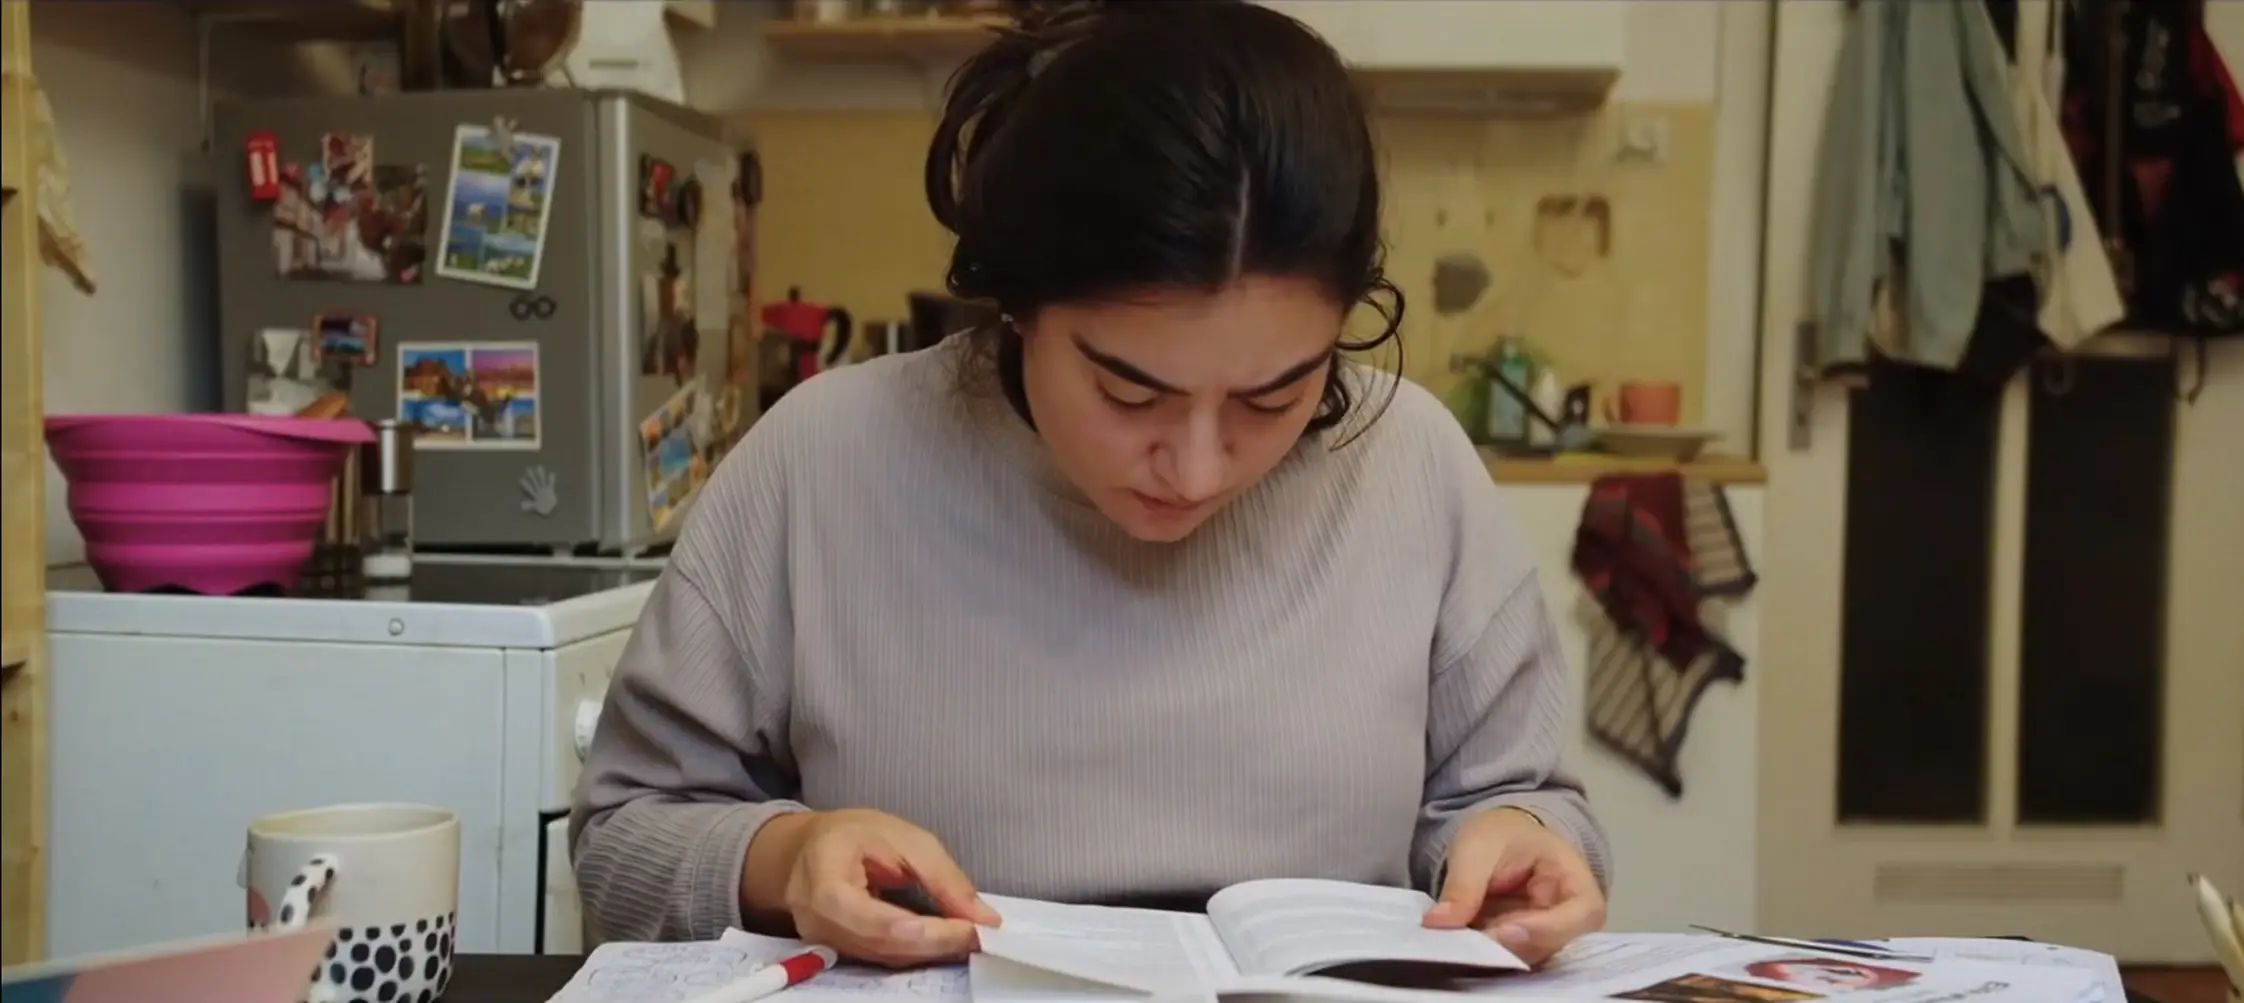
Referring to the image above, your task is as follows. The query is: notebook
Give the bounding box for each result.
[0,922,335,1003]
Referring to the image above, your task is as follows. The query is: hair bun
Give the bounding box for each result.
[1009,1,1103,35]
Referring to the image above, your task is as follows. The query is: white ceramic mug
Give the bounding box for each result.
[242,803,462,1003]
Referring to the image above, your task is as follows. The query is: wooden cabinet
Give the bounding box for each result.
[757,2,1625,115]
[1256,0,1625,113]
[184,0,716,41]
[1,0,48,967]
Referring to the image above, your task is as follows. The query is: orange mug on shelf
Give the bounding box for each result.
[1603,381,1682,427]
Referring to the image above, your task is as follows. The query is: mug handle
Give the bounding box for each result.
[272,853,340,931]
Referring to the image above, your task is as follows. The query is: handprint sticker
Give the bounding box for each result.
[519,464,559,516]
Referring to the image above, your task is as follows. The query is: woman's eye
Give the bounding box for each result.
[1240,397,1298,416]
[1100,388,1159,411]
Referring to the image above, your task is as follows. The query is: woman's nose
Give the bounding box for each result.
[1159,413,1227,503]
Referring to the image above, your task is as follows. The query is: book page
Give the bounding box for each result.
[1203,878,1527,977]
[975,893,1240,995]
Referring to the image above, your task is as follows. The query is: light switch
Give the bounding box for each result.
[1620,116,1672,165]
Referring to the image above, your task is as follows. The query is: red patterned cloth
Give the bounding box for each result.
[1571,473,1714,670]
[1571,473,1755,797]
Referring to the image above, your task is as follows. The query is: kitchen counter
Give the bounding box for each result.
[1483,450,1766,485]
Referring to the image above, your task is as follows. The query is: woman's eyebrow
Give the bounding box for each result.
[1234,351,1331,397]
[1072,334,1329,397]
[1073,335,1182,393]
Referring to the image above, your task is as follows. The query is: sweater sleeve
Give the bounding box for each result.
[570,422,806,943]
[1412,424,1612,895]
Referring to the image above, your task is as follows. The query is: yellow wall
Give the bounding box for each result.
[741,101,1717,425]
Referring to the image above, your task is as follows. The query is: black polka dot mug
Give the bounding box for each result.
[241,804,461,1003]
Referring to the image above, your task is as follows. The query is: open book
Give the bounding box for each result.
[973,878,1529,1001]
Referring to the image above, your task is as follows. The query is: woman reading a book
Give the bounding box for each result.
[573,0,1610,971]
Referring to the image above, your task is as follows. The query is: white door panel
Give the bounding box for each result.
[1751,0,2243,963]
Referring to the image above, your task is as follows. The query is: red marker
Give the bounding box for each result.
[681,946,839,1003]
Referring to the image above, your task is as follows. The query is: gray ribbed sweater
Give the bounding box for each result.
[570,341,1609,943]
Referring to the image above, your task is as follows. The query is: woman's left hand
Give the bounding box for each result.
[1422,807,1606,966]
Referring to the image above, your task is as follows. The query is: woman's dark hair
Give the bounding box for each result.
[925,0,1403,440]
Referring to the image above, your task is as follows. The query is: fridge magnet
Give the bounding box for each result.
[638,154,675,219]
[246,130,281,202]
[519,464,559,517]
[271,159,428,285]
[311,312,379,366]
[246,327,332,416]
[396,341,542,449]
[507,292,558,322]
[637,268,664,375]
[638,241,697,378]
[364,164,431,284]
[639,384,700,532]
[435,123,562,291]
[320,132,375,190]
[672,176,703,230]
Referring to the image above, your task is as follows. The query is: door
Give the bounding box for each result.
[1753,1,2244,962]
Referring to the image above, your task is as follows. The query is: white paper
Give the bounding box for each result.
[546,929,967,1003]
[1457,933,2102,1003]
[1883,938,2126,1003]
[977,894,1240,995]
[1206,879,1525,977]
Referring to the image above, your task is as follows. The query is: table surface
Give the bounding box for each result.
[442,953,2174,1003]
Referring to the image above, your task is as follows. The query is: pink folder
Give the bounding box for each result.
[1,923,336,1003]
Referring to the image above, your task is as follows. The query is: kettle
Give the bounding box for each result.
[761,287,853,386]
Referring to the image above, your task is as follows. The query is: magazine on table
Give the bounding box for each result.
[1451,932,2112,1003]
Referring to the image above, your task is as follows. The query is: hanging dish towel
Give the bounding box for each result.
[2008,0,2126,350]
[1571,473,1756,798]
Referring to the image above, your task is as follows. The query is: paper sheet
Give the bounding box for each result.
[548,930,967,1003]
[1459,933,2103,1003]
[1882,938,2128,1003]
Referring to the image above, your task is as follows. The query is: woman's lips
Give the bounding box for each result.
[1130,490,1203,516]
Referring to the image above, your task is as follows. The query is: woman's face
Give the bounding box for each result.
[1019,275,1343,543]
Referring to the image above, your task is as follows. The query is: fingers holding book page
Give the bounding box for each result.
[1424,807,1606,966]
[775,809,1004,968]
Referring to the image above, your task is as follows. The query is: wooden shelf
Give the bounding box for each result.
[187,0,718,44]
[1483,451,1767,486]
[761,15,1006,62]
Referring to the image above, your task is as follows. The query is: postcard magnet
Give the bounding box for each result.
[311,313,379,366]
[320,133,374,190]
[434,123,561,290]
[397,341,541,449]
[639,155,675,219]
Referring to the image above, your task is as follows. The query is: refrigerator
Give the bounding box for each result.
[214,89,747,554]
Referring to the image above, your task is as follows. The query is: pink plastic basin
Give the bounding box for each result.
[45,414,377,595]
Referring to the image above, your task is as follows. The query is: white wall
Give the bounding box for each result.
[30,3,326,565]
[1506,483,1762,935]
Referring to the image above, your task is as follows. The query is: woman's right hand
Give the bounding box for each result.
[752,809,1002,967]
